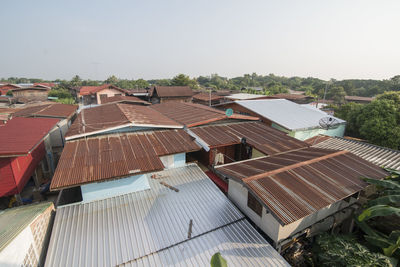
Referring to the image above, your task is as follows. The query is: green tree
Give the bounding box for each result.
[6,90,13,96]
[70,75,82,87]
[171,74,198,88]
[328,85,346,105]
[334,102,363,137]
[105,75,119,84]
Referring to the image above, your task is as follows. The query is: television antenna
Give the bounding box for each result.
[319,116,340,130]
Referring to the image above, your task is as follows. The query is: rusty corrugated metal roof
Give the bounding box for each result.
[215,147,387,225]
[192,92,224,101]
[65,103,182,140]
[51,129,201,190]
[151,102,258,127]
[190,121,308,155]
[152,86,194,97]
[13,103,78,119]
[101,95,150,105]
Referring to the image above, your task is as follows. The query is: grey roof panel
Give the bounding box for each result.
[236,99,345,131]
[45,164,287,267]
[313,137,400,170]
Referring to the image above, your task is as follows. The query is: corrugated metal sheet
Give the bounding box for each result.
[120,219,288,267]
[51,130,201,190]
[216,147,387,225]
[311,136,400,170]
[66,103,182,140]
[0,117,59,156]
[46,165,288,267]
[151,102,258,127]
[13,103,78,119]
[192,92,224,101]
[101,95,150,105]
[190,121,308,155]
[236,99,345,131]
[152,86,194,97]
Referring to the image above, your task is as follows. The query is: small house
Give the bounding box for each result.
[149,86,194,104]
[11,86,50,103]
[192,92,225,106]
[78,84,127,105]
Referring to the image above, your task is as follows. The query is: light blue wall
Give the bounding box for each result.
[174,153,186,167]
[81,174,150,203]
[293,124,346,141]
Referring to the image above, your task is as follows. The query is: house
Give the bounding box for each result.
[33,82,56,88]
[78,84,127,105]
[50,130,201,196]
[126,88,150,100]
[187,121,308,167]
[45,164,289,267]
[0,117,59,201]
[306,135,400,170]
[345,95,375,104]
[0,96,16,107]
[65,103,182,141]
[151,102,258,127]
[100,95,150,105]
[215,147,388,250]
[0,83,21,95]
[12,103,78,149]
[11,86,51,103]
[218,99,346,141]
[0,202,54,267]
[149,86,194,104]
[192,92,225,106]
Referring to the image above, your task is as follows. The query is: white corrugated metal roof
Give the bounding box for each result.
[312,137,400,170]
[236,99,345,131]
[225,93,266,100]
[45,164,288,267]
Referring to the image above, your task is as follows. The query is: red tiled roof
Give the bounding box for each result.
[12,103,78,119]
[151,102,258,127]
[12,86,50,92]
[0,117,59,156]
[51,129,201,190]
[79,84,126,96]
[216,147,387,225]
[190,121,308,155]
[152,86,194,97]
[101,95,150,105]
[65,103,182,140]
[192,93,224,101]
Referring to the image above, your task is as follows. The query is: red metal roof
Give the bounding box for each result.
[79,84,126,96]
[190,121,308,155]
[0,117,59,156]
[33,82,56,88]
[12,103,78,119]
[65,103,182,140]
[151,86,194,97]
[51,130,201,190]
[151,102,258,127]
[215,147,387,225]
[101,95,150,105]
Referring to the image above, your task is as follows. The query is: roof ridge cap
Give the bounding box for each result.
[243,150,349,183]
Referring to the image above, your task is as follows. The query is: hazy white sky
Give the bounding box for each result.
[0,0,399,81]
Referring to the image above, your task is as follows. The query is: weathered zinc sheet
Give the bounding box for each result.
[50,130,200,190]
[120,219,288,267]
[312,136,400,170]
[216,148,387,225]
[190,121,308,155]
[45,164,288,267]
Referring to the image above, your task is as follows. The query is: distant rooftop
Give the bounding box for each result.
[235,99,345,131]
[100,95,150,105]
[151,102,258,127]
[150,85,194,98]
[12,103,78,119]
[225,93,267,100]
[79,84,126,96]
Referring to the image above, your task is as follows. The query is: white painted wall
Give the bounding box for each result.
[80,174,150,203]
[228,179,357,245]
[0,226,35,267]
[160,153,186,169]
[96,88,124,104]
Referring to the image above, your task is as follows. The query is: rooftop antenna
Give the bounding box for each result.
[319,116,340,130]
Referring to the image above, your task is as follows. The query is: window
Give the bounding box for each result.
[247,192,263,216]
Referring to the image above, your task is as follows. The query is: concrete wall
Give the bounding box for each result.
[291,124,346,141]
[48,119,69,148]
[96,88,125,104]
[228,179,357,245]
[81,174,150,203]
[13,90,48,103]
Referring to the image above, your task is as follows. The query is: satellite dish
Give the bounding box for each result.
[319,117,340,130]
[226,108,233,117]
